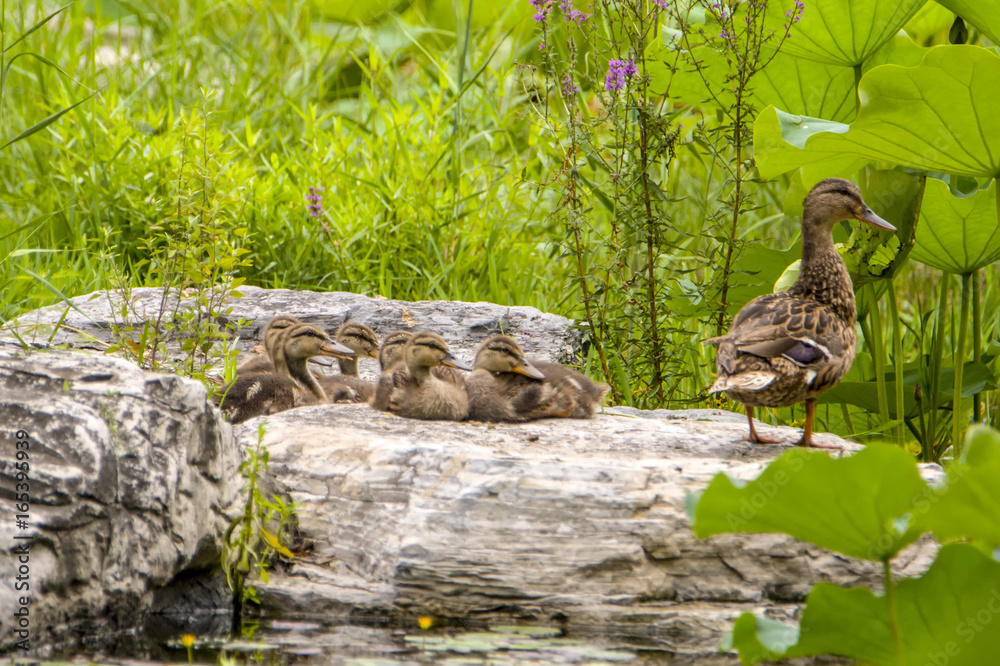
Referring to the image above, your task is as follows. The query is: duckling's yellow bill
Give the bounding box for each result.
[442,354,472,372]
[514,363,545,380]
[368,350,379,358]
[855,208,896,231]
[319,340,356,358]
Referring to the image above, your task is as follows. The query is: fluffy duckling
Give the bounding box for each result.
[217,323,354,424]
[235,315,301,376]
[465,335,561,422]
[371,330,414,410]
[374,331,471,420]
[379,330,414,371]
[522,359,609,418]
[705,178,895,448]
[317,322,379,402]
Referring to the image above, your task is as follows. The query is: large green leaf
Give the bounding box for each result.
[753,51,856,123]
[690,445,927,561]
[754,46,1000,181]
[911,178,1000,275]
[764,0,926,67]
[730,544,1000,665]
[904,2,955,42]
[818,361,998,418]
[936,0,1000,45]
[917,425,1000,547]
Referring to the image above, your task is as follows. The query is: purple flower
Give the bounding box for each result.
[653,0,668,8]
[562,72,578,97]
[711,2,731,19]
[605,59,637,92]
[306,186,324,218]
[785,0,804,24]
[530,0,553,21]
[559,0,591,24]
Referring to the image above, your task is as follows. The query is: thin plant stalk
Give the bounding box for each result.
[926,275,950,462]
[887,286,905,444]
[972,271,981,423]
[952,273,971,457]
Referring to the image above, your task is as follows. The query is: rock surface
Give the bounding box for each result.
[3,287,582,373]
[0,346,241,650]
[232,404,936,663]
[1,289,938,663]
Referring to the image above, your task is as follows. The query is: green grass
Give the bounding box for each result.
[2,0,999,453]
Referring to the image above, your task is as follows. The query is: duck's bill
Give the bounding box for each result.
[855,208,896,231]
[442,355,472,372]
[368,349,379,358]
[319,340,356,358]
[309,356,335,367]
[514,362,545,380]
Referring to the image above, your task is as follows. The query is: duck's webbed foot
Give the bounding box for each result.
[744,406,784,444]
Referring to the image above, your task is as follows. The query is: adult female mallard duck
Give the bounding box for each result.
[373,331,471,420]
[317,322,379,402]
[218,323,354,424]
[704,178,895,448]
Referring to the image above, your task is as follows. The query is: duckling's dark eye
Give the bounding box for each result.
[838,188,850,196]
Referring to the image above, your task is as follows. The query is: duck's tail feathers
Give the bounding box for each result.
[708,372,776,394]
[702,335,729,346]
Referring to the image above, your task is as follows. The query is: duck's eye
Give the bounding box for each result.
[838,188,850,196]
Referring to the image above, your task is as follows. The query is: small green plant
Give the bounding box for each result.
[100,89,252,388]
[690,425,1000,664]
[222,423,296,629]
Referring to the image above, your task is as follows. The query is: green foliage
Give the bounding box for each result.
[223,423,295,616]
[761,0,925,67]
[690,445,926,560]
[3,0,1000,456]
[692,425,1000,664]
[912,178,1000,275]
[756,46,1000,180]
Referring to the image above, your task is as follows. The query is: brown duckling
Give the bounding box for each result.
[374,331,471,420]
[235,314,334,377]
[235,315,301,376]
[705,178,895,448]
[379,330,415,371]
[465,334,566,422]
[520,358,609,418]
[317,322,380,402]
[371,330,414,410]
[217,323,354,424]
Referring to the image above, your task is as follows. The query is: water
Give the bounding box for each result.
[43,616,683,665]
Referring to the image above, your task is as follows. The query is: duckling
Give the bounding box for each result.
[374,331,471,420]
[379,330,415,371]
[465,335,562,422]
[217,323,354,424]
[371,330,414,410]
[235,315,300,375]
[704,178,895,448]
[317,322,380,402]
[519,358,610,418]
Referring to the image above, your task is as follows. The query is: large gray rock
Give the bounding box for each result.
[0,346,241,650]
[3,287,582,370]
[232,404,936,663]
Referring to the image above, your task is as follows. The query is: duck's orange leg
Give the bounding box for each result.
[744,406,784,444]
[793,399,841,449]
